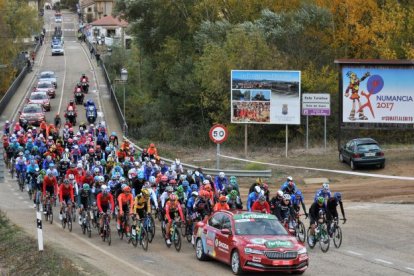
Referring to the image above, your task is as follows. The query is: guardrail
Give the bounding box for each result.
[122,136,272,178]
[0,42,41,117]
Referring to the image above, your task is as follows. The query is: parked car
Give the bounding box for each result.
[339,138,385,170]
[19,103,46,126]
[28,91,51,111]
[193,211,309,275]
[38,71,57,88]
[51,44,64,56]
[34,81,56,98]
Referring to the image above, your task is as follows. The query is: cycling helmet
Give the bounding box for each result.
[317,196,325,204]
[100,184,107,191]
[166,186,173,193]
[191,191,198,197]
[89,148,94,154]
[169,194,177,201]
[190,184,198,191]
[68,174,75,180]
[179,174,186,181]
[161,175,168,182]
[277,190,283,197]
[98,176,105,182]
[149,176,156,184]
[254,186,261,193]
[334,192,342,201]
[100,159,106,165]
[68,138,73,143]
[138,171,144,179]
[219,172,225,178]
[63,179,70,185]
[230,190,238,198]
[94,176,100,182]
[202,179,209,185]
[204,184,211,191]
[259,195,266,201]
[83,184,90,191]
[141,189,150,198]
[263,183,269,191]
[182,180,189,187]
[287,176,293,181]
[49,163,55,168]
[119,177,126,182]
[176,186,184,193]
[169,179,177,185]
[121,184,128,190]
[129,172,137,179]
[322,182,330,190]
[295,190,302,197]
[123,186,131,193]
[219,195,227,202]
[47,170,53,176]
[94,167,100,174]
[283,194,291,201]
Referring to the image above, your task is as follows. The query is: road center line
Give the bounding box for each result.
[347,250,363,256]
[57,36,68,113]
[374,258,393,265]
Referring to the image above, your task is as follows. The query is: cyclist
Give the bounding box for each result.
[214,172,228,193]
[280,176,297,195]
[275,194,295,228]
[226,190,243,210]
[213,195,230,212]
[117,185,134,233]
[314,182,331,203]
[97,185,115,236]
[133,188,151,221]
[327,192,347,237]
[175,185,187,205]
[42,170,58,209]
[59,179,75,221]
[308,196,327,246]
[160,185,174,209]
[291,190,309,218]
[248,178,263,194]
[194,190,213,220]
[252,195,270,214]
[77,183,92,224]
[164,194,185,245]
[247,186,262,211]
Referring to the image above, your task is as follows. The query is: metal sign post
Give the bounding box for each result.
[285,125,288,158]
[209,124,229,170]
[306,116,309,150]
[244,124,248,158]
[324,116,327,150]
[36,211,44,251]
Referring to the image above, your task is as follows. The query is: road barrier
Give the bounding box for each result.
[122,137,272,178]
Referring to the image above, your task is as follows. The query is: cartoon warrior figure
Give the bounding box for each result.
[344,71,370,120]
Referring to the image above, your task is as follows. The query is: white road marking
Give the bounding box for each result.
[347,250,363,256]
[58,41,68,113]
[374,258,393,265]
[219,154,414,181]
[406,267,414,271]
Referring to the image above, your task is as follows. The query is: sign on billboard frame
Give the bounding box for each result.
[231,70,301,125]
[302,93,331,116]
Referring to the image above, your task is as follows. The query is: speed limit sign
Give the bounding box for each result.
[209,124,228,144]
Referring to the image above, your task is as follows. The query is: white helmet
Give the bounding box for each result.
[219,172,225,178]
[203,179,210,185]
[101,184,107,190]
[287,176,293,181]
[283,194,291,201]
[191,191,199,197]
[322,183,330,190]
[77,163,83,169]
[254,186,261,193]
[277,190,283,197]
[68,174,75,180]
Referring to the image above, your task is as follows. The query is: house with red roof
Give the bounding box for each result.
[87,15,131,48]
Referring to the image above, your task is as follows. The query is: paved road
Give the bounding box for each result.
[1,10,414,276]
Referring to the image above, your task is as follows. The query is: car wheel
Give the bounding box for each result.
[195,238,208,261]
[350,160,356,170]
[379,162,385,169]
[231,250,242,275]
[339,152,344,163]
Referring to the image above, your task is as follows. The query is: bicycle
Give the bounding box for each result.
[10,158,15,179]
[143,213,155,243]
[34,188,42,211]
[43,194,54,224]
[80,207,92,238]
[118,212,130,240]
[90,203,99,231]
[329,218,345,248]
[165,219,182,252]
[61,202,73,232]
[307,217,330,253]
[129,215,149,251]
[17,170,26,192]
[101,212,112,246]
[293,213,306,243]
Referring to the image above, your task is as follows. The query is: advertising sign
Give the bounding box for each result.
[302,93,330,116]
[231,70,301,125]
[342,67,414,124]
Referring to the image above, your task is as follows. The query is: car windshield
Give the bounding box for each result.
[53,45,62,49]
[38,83,52,88]
[40,73,54,78]
[30,93,47,100]
[23,105,42,113]
[87,106,95,111]
[233,214,288,236]
[357,143,380,152]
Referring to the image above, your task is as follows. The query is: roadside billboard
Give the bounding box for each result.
[302,93,330,116]
[342,67,414,124]
[231,70,301,125]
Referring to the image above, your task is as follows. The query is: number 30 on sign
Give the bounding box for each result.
[209,124,228,144]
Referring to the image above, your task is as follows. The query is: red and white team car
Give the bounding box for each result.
[193,211,309,275]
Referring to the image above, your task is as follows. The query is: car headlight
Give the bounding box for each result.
[244,248,264,255]
[298,247,307,255]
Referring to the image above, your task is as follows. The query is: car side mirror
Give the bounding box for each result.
[221,228,232,235]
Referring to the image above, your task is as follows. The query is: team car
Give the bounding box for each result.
[28,91,51,111]
[193,211,308,275]
[339,138,385,170]
[19,103,46,126]
[34,81,56,98]
[38,71,57,88]
[51,44,64,56]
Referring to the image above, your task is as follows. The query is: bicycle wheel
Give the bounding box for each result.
[333,226,342,248]
[173,227,182,252]
[180,221,186,237]
[107,228,111,246]
[161,221,166,239]
[141,228,149,251]
[62,217,66,229]
[82,222,86,235]
[131,227,138,247]
[68,216,73,232]
[148,216,155,242]
[49,208,53,224]
[319,226,330,253]
[186,224,192,243]
[306,228,316,249]
[296,221,306,243]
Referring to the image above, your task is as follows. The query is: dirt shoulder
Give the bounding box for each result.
[0,211,101,276]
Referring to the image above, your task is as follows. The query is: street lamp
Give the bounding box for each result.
[120,68,128,135]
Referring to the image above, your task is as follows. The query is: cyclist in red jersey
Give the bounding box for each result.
[59,179,75,219]
[213,195,230,212]
[117,185,134,232]
[97,185,115,236]
[165,194,185,245]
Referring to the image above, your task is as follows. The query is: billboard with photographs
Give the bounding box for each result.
[342,67,414,124]
[231,70,301,125]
